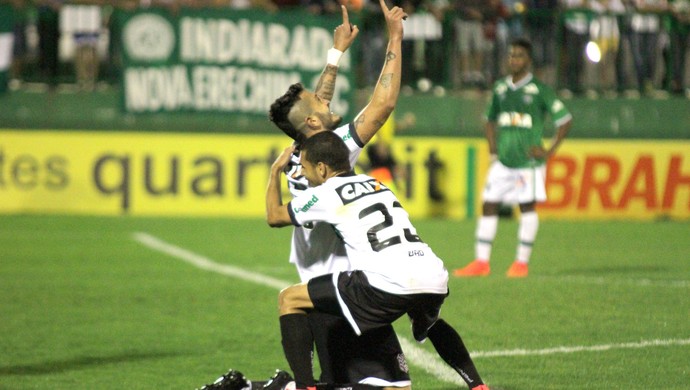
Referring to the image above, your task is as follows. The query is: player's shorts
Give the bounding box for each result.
[309,312,410,387]
[482,161,547,205]
[308,271,446,386]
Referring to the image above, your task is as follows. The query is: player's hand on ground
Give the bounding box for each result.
[333,5,359,52]
[272,145,296,173]
[379,0,407,40]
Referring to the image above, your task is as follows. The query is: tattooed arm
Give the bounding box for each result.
[314,65,339,104]
[315,5,359,104]
[352,0,407,145]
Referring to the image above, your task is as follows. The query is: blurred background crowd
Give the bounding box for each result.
[1,0,689,98]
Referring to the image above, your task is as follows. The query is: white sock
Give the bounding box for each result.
[475,215,498,262]
[516,211,539,263]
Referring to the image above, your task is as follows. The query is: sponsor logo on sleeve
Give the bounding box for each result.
[293,194,319,213]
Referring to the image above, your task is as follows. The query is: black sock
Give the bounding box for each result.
[280,313,315,388]
[428,318,484,387]
[309,311,348,384]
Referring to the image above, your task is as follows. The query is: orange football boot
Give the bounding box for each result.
[453,260,490,277]
[506,261,529,278]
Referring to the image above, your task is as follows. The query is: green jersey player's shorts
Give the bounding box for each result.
[483,160,547,204]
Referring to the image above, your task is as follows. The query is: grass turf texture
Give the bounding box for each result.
[1,215,688,389]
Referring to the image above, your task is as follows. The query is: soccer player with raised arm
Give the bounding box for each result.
[266,131,490,390]
[266,1,411,389]
[454,38,573,278]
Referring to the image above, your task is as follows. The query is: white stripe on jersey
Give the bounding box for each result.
[290,174,449,295]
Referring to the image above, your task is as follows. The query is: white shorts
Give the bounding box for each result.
[482,161,547,205]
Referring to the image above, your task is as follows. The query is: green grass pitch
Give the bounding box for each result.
[1,215,689,389]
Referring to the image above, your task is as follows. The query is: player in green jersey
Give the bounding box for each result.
[454,37,573,278]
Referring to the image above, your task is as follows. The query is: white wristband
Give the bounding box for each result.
[327,48,343,66]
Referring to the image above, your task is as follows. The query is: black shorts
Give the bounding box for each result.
[308,271,447,342]
[308,312,410,386]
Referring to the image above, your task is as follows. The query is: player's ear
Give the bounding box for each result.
[305,115,321,130]
[317,162,328,180]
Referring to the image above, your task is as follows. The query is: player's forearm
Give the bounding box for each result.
[373,37,403,109]
[266,171,289,227]
[317,10,356,104]
[485,122,498,155]
[549,120,572,155]
[314,64,339,103]
[355,38,402,143]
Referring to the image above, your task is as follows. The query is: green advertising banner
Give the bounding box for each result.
[117,8,357,116]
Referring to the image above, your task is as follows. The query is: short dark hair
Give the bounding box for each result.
[510,37,532,58]
[268,83,304,142]
[300,131,351,173]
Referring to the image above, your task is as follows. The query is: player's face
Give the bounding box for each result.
[300,91,343,132]
[507,46,530,77]
[299,151,324,187]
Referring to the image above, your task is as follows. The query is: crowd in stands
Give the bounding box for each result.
[1,0,689,97]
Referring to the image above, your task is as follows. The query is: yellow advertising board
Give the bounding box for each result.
[0,131,479,218]
[1,131,688,220]
[370,137,483,219]
[1,131,286,216]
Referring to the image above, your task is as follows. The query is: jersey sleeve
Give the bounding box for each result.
[287,186,335,227]
[540,84,572,127]
[334,123,364,171]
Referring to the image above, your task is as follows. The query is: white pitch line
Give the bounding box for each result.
[133,231,464,386]
[133,232,690,386]
[133,232,290,291]
[536,275,690,289]
[397,338,465,386]
[470,338,690,358]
